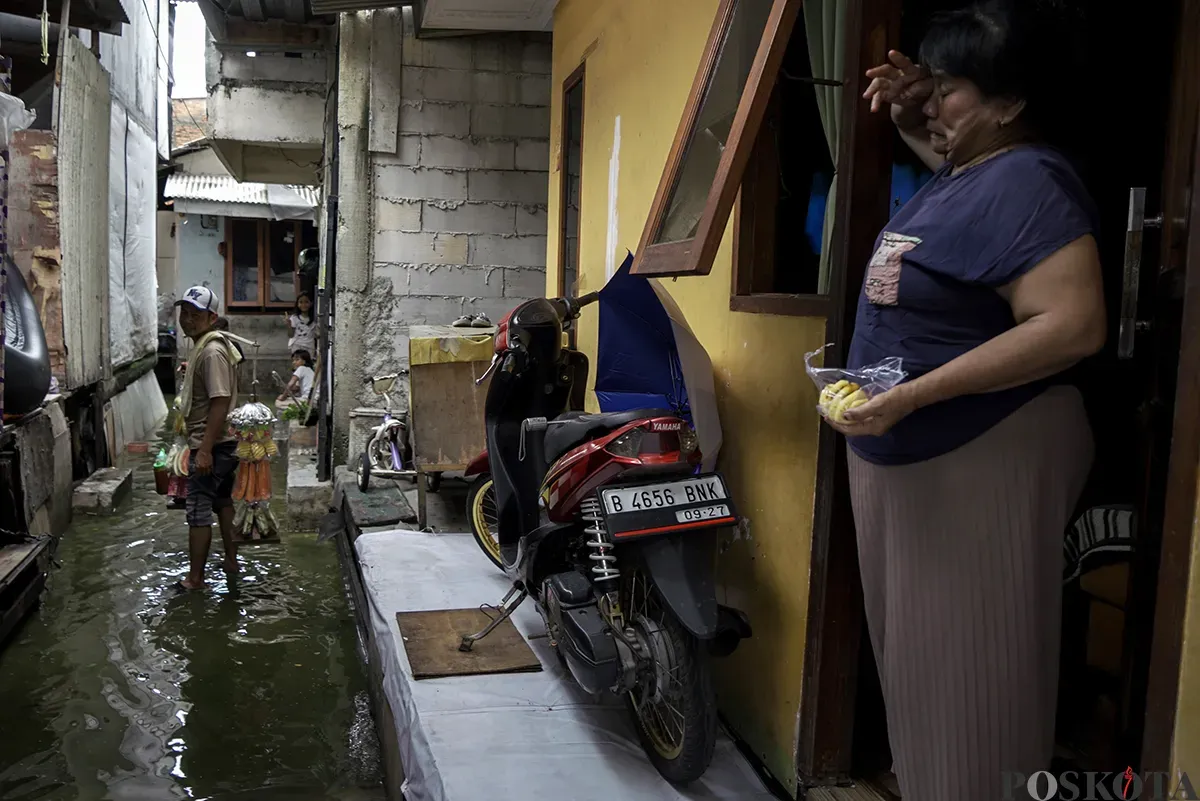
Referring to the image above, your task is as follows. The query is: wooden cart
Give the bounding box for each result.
[407,325,495,529]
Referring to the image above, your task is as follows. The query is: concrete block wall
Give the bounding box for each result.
[356,18,552,410]
[206,43,328,147]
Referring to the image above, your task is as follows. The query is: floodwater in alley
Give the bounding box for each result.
[0,439,384,801]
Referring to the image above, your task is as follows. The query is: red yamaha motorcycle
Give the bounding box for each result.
[459,291,751,785]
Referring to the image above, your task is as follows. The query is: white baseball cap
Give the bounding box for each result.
[175,285,221,315]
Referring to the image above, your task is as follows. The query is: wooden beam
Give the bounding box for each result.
[222,19,332,49]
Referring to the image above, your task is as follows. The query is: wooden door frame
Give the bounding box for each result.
[557,60,586,302]
[795,0,900,784]
[1141,122,1200,771]
[1141,0,1200,767]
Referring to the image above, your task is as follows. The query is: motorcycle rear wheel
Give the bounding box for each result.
[623,570,718,785]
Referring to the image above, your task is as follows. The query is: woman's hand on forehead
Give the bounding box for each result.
[863,50,933,112]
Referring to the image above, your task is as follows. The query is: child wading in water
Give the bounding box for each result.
[284,293,316,358]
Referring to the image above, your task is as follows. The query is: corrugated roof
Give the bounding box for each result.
[163,174,320,208]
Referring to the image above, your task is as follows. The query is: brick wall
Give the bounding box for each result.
[360,19,551,400]
[171,98,208,150]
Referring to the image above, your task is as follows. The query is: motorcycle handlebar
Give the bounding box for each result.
[560,291,600,321]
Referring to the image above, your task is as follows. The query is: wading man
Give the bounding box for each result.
[175,286,242,590]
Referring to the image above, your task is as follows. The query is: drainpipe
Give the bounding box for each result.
[331,10,372,468]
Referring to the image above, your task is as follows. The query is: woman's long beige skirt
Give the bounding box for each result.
[849,386,1093,801]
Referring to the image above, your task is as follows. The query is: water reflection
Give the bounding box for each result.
[0,449,382,800]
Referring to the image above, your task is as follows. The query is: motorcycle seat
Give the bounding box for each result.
[543,408,671,463]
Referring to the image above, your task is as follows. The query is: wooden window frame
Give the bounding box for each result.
[730,92,834,317]
[631,0,804,278]
[224,217,303,313]
[558,62,586,299]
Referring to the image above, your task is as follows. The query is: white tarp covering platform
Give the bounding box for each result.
[354,529,777,801]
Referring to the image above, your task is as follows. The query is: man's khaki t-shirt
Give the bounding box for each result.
[185,341,238,449]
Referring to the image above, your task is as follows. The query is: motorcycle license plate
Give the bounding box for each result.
[599,474,736,540]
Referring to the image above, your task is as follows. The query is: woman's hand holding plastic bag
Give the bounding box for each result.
[805,345,918,437]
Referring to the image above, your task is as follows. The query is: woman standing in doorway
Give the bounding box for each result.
[823,2,1106,798]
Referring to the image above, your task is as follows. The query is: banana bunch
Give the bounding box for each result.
[235,439,278,461]
[819,379,869,423]
[233,501,281,541]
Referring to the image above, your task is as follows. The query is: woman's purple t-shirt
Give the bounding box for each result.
[847,146,1098,466]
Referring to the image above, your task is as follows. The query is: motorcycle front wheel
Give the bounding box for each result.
[623,568,718,785]
[466,474,502,570]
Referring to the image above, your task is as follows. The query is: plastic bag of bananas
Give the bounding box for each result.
[228,401,281,541]
[804,344,906,424]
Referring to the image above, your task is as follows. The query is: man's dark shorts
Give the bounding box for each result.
[186,441,239,527]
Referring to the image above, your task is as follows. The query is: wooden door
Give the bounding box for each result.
[1130,0,1200,771]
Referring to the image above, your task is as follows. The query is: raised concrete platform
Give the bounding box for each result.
[348,529,776,801]
[72,467,134,514]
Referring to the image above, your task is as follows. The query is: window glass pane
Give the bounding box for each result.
[267,221,298,304]
[655,0,775,245]
[561,79,584,296]
[230,219,259,303]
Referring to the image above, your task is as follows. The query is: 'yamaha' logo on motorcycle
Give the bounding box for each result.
[650,421,682,432]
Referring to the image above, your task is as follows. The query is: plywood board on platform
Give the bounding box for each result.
[397,608,542,680]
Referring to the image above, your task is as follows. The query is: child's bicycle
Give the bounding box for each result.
[356,371,442,493]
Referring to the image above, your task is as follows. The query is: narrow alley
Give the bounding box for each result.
[0,441,384,801]
[5,0,1200,798]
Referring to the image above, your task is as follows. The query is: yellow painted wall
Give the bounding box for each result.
[547,0,827,793]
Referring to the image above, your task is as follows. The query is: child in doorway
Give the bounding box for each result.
[277,349,316,406]
[284,292,316,358]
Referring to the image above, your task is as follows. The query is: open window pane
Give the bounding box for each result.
[229,219,260,304]
[655,0,775,244]
[632,0,801,277]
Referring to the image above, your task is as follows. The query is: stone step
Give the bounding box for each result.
[285,421,332,532]
[72,467,134,514]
